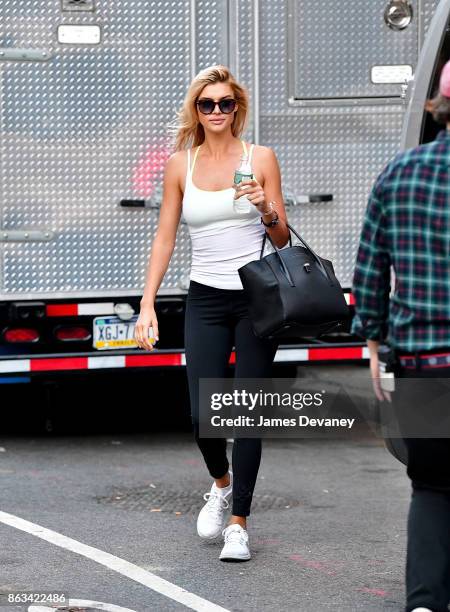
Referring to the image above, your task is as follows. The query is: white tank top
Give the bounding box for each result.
[182,140,266,290]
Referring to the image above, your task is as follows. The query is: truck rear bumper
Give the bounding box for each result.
[0,344,369,382]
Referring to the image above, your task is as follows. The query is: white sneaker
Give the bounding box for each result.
[197,472,233,540]
[219,524,251,561]
[411,609,433,612]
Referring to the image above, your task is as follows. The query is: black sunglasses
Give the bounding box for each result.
[196,97,237,115]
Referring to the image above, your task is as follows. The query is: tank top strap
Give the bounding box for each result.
[241,140,254,164]
[248,143,255,164]
[185,148,191,184]
[191,145,201,177]
[185,146,200,187]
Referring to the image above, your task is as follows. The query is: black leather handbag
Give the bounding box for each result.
[238,223,350,339]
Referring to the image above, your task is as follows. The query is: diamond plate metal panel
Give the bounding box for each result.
[234,0,255,141]
[0,0,194,297]
[196,0,227,69]
[290,0,419,100]
[261,110,403,287]
[62,0,96,11]
[0,0,445,299]
[422,0,442,39]
[258,0,415,286]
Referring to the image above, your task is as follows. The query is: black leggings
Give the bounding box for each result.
[184,279,279,517]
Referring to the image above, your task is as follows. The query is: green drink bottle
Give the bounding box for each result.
[233,154,253,214]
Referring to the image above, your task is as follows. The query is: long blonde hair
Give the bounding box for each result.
[168,65,250,152]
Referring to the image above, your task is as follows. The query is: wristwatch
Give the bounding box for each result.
[260,201,279,227]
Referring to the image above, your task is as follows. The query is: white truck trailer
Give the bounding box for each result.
[0,0,449,385]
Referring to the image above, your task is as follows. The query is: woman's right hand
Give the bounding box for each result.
[134,305,159,351]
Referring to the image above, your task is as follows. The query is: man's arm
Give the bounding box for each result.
[351,179,391,344]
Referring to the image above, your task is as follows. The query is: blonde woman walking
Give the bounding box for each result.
[135,65,289,561]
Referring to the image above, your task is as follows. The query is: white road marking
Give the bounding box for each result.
[30,600,136,611]
[0,510,230,612]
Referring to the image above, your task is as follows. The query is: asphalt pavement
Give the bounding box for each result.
[0,366,411,612]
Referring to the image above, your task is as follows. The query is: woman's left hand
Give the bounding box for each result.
[233,179,267,212]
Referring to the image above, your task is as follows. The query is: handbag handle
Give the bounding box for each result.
[259,226,292,259]
[260,222,332,283]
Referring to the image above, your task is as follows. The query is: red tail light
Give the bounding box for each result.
[4,328,40,343]
[55,326,91,341]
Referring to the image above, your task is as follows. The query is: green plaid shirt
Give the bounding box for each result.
[351,129,450,352]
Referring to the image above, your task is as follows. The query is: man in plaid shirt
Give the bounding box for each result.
[351,131,450,356]
[352,59,450,612]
